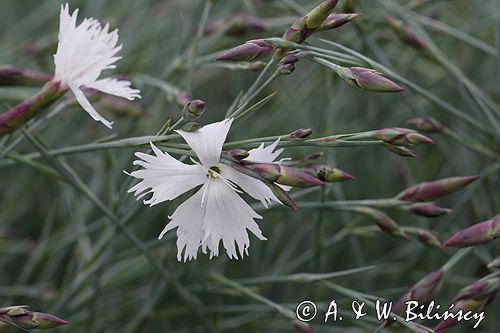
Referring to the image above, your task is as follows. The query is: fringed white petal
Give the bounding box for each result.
[68,83,113,128]
[86,78,141,100]
[175,118,233,166]
[160,180,266,261]
[221,165,280,208]
[127,143,206,206]
[245,138,284,163]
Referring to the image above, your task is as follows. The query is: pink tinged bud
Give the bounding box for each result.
[305,164,354,182]
[222,149,249,161]
[30,312,69,329]
[434,298,484,332]
[435,272,500,332]
[397,175,480,202]
[244,163,325,187]
[268,183,299,211]
[317,13,362,31]
[182,99,206,120]
[0,80,66,137]
[406,116,444,133]
[0,306,68,329]
[288,128,313,140]
[383,143,417,158]
[300,152,323,164]
[454,272,500,302]
[375,215,410,240]
[374,127,434,146]
[0,65,52,86]
[278,63,296,75]
[444,218,500,248]
[277,165,325,187]
[216,39,273,62]
[338,67,405,92]
[409,202,451,218]
[278,51,301,74]
[487,255,500,269]
[283,0,339,43]
[385,15,428,51]
[415,229,444,249]
[358,208,409,240]
[393,270,444,314]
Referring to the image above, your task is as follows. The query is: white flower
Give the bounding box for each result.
[126,119,282,261]
[54,4,141,128]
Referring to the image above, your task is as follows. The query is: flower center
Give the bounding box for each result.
[207,165,221,178]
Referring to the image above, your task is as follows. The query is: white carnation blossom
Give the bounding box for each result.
[54,4,141,128]
[126,119,282,261]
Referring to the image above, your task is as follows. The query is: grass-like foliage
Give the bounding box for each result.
[0,0,499,332]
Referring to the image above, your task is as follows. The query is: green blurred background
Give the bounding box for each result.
[0,0,499,332]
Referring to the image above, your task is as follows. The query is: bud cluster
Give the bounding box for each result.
[435,272,500,332]
[374,127,434,146]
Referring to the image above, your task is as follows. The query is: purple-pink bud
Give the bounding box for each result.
[216,39,273,62]
[222,149,250,161]
[288,128,313,140]
[487,254,500,269]
[317,13,362,31]
[357,208,409,240]
[397,175,480,202]
[385,15,428,51]
[406,116,443,133]
[393,270,444,314]
[300,152,323,164]
[415,229,444,249]
[435,272,500,332]
[0,306,68,329]
[444,218,500,248]
[374,127,434,146]
[283,0,339,43]
[268,183,299,211]
[243,163,325,187]
[305,164,355,183]
[409,202,451,218]
[383,143,417,158]
[338,67,405,92]
[182,99,206,120]
[0,65,52,86]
